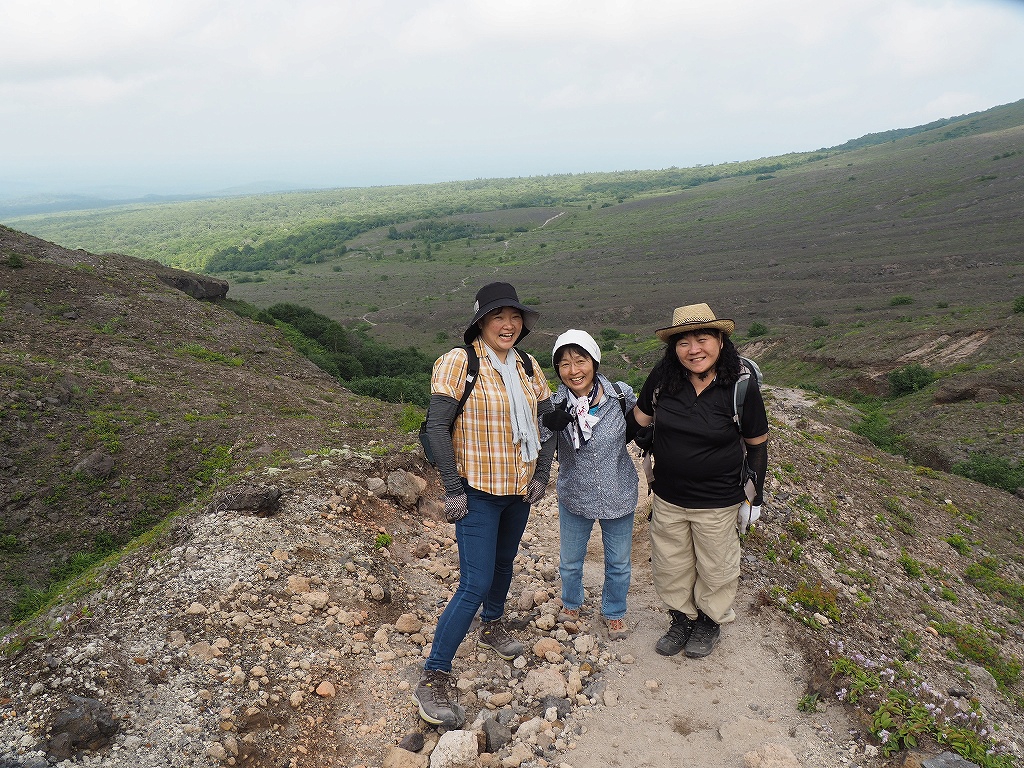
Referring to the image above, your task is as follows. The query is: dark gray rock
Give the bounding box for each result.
[386,470,421,508]
[398,731,425,752]
[152,264,228,301]
[216,485,282,516]
[73,450,115,480]
[46,695,119,761]
[482,717,512,753]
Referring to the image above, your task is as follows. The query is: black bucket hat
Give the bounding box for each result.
[463,282,539,344]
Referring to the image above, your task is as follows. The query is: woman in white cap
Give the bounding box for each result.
[541,329,640,640]
[631,303,768,660]
[415,281,555,729]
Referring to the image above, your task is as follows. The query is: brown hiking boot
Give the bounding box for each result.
[478,619,525,660]
[413,670,465,728]
[605,616,630,640]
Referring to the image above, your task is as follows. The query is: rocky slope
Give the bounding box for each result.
[1,230,1022,768]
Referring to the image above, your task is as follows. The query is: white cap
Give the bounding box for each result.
[552,329,601,374]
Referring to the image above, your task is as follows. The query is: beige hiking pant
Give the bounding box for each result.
[649,495,741,625]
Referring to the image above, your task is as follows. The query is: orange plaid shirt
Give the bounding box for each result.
[431,338,550,496]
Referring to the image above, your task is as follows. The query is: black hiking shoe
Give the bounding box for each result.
[684,611,721,658]
[478,619,525,660]
[655,610,695,656]
[413,670,466,729]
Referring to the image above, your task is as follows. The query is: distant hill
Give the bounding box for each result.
[4,98,1024,484]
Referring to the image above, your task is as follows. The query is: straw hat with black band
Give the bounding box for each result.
[463,282,539,345]
[654,303,735,343]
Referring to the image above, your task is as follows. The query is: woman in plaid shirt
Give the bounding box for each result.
[414,282,555,729]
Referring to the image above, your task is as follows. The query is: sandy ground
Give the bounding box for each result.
[543,470,864,768]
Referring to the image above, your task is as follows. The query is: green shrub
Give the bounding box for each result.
[811,316,828,328]
[899,550,922,578]
[852,410,903,454]
[791,581,840,622]
[944,535,971,556]
[953,452,1024,494]
[930,618,1021,688]
[964,557,1024,610]
[747,321,769,337]
[888,364,935,397]
[398,404,424,433]
[1014,295,1024,313]
[890,295,914,306]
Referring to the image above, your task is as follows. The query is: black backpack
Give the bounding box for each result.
[419,345,535,466]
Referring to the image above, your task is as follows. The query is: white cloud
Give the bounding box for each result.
[1,0,1022,194]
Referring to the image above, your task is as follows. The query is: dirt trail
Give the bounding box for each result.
[533,445,865,768]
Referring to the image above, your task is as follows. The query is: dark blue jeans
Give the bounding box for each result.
[424,483,530,673]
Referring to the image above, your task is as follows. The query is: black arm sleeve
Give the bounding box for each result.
[424,394,464,496]
[745,440,768,506]
[533,399,556,485]
[624,407,641,444]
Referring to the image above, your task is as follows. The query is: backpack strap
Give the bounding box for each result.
[733,369,750,431]
[451,344,534,431]
[450,344,480,432]
[608,380,628,417]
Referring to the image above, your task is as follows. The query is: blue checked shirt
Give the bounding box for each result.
[541,374,640,520]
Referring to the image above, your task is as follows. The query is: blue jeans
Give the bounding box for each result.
[558,502,634,620]
[425,484,531,673]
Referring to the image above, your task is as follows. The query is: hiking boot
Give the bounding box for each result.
[605,616,629,641]
[684,611,721,658]
[413,670,466,729]
[478,619,525,660]
[557,607,581,623]
[655,610,695,656]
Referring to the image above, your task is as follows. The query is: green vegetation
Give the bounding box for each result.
[887,364,935,397]
[790,581,841,623]
[944,535,971,556]
[227,301,434,407]
[747,321,769,337]
[952,452,1024,495]
[963,557,1024,612]
[929,617,1021,688]
[898,550,923,578]
[1014,295,1024,313]
[832,655,1014,767]
[851,408,903,455]
[10,533,119,622]
[8,155,830,273]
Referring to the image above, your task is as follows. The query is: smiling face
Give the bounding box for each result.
[674,329,723,378]
[478,306,524,352]
[555,346,596,397]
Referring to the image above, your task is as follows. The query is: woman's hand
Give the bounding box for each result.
[444,493,469,523]
[524,478,547,504]
[737,502,761,535]
[542,409,574,431]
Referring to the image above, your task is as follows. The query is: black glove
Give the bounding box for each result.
[444,493,469,523]
[542,409,574,432]
[524,478,548,504]
[633,425,654,451]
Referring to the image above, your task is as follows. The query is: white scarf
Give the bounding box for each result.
[486,346,541,463]
[564,381,601,450]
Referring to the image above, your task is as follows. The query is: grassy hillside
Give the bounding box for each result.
[5,99,1024,482]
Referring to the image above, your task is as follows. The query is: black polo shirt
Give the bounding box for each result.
[637,368,768,508]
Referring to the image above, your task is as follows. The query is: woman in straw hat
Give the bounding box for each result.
[631,303,768,659]
[541,329,640,641]
[414,282,556,729]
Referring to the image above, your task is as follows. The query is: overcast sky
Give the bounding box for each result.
[3,0,1023,197]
